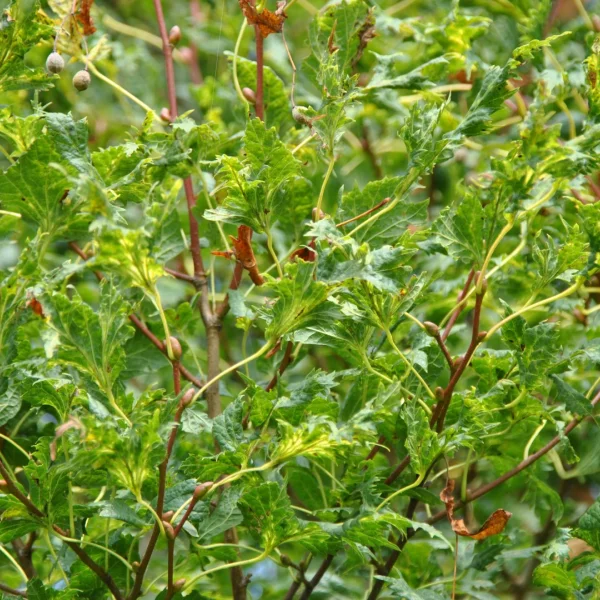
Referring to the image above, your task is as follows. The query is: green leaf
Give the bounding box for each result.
[572,498,600,552]
[212,399,244,452]
[260,260,339,341]
[0,518,39,543]
[551,375,592,417]
[204,119,299,232]
[432,193,485,266]
[239,481,299,547]
[532,563,579,599]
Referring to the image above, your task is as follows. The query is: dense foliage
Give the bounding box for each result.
[1,0,600,598]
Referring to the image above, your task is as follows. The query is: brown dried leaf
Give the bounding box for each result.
[440,479,512,540]
[76,0,96,36]
[351,10,376,70]
[212,225,264,286]
[239,0,286,38]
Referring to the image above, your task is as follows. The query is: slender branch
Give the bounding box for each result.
[0,583,27,598]
[298,554,334,600]
[68,243,204,390]
[265,341,295,391]
[441,269,475,342]
[336,198,390,228]
[255,27,265,120]
[0,460,123,600]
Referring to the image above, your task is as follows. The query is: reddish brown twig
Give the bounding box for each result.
[336,198,390,228]
[255,28,265,120]
[0,459,123,600]
[431,284,486,432]
[441,269,475,342]
[366,389,600,600]
[68,242,204,390]
[0,583,27,598]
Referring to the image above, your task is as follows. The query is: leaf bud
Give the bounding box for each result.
[162,510,174,522]
[182,388,195,407]
[179,46,194,64]
[167,336,182,360]
[434,387,444,400]
[132,561,140,572]
[280,554,292,566]
[292,105,312,126]
[194,481,213,501]
[423,321,440,338]
[160,107,172,122]
[0,479,8,492]
[477,331,487,342]
[72,70,91,91]
[174,579,186,592]
[46,52,65,74]
[163,521,176,539]
[242,87,256,104]
[169,25,182,46]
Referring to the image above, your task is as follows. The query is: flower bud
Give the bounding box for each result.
[46,52,65,74]
[72,70,91,91]
[132,561,140,572]
[169,25,182,46]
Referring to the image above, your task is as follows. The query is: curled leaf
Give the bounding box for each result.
[76,0,97,36]
[440,478,511,540]
[239,0,286,38]
[212,225,264,286]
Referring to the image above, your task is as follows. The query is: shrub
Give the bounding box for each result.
[0,0,600,598]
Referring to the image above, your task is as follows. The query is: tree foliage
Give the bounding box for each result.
[0,0,600,598]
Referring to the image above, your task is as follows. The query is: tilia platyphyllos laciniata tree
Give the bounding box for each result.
[1,0,600,598]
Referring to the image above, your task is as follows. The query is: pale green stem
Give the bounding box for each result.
[523,420,547,460]
[233,20,250,107]
[291,133,316,154]
[430,460,469,482]
[439,223,528,328]
[376,472,426,512]
[584,304,600,316]
[573,0,594,29]
[316,156,335,219]
[242,327,251,377]
[476,182,558,293]
[484,280,583,341]
[102,14,185,62]
[85,61,156,116]
[266,228,283,278]
[137,496,165,537]
[490,388,527,412]
[150,285,174,359]
[461,449,472,501]
[0,543,28,582]
[0,209,20,217]
[587,374,600,400]
[190,340,272,404]
[403,312,426,331]
[106,387,132,427]
[184,548,270,590]
[0,433,30,461]
[54,531,133,571]
[62,439,75,537]
[385,330,435,400]
[198,168,230,251]
[45,529,69,584]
